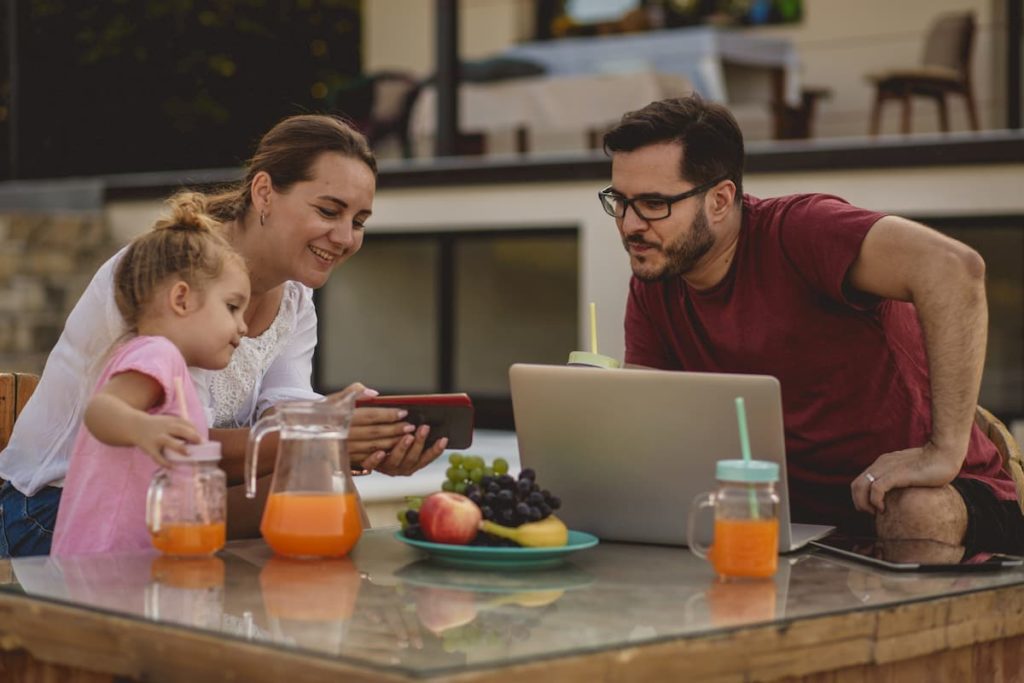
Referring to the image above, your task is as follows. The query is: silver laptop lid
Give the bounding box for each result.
[510,364,828,552]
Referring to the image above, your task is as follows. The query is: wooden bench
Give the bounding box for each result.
[0,372,40,452]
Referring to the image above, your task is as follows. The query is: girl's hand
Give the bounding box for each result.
[129,414,202,467]
[84,371,201,468]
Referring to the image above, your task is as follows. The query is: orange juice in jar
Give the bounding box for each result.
[687,459,780,580]
[261,491,362,558]
[147,443,227,557]
[151,521,227,556]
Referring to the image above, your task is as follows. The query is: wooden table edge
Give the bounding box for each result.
[0,581,1021,682]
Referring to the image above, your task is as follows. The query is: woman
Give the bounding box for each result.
[0,115,445,557]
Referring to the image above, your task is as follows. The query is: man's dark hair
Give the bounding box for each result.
[603,95,744,201]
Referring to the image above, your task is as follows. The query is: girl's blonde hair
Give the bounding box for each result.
[113,192,245,332]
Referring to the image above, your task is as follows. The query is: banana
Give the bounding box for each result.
[479,515,569,548]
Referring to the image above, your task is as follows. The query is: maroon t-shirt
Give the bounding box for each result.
[625,193,1015,531]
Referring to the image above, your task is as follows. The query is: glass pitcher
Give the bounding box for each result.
[259,556,362,654]
[246,391,363,559]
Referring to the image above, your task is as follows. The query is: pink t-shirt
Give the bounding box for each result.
[625,194,1016,533]
[52,336,208,557]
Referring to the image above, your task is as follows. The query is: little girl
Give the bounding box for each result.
[51,194,250,556]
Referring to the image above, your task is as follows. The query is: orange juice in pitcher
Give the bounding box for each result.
[261,492,362,558]
[246,392,364,559]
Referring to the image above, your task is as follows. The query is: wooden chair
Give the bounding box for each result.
[867,11,978,135]
[0,372,39,452]
[975,405,1024,513]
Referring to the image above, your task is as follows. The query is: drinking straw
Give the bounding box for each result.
[589,301,598,354]
[174,376,189,422]
[734,397,760,518]
[174,375,209,523]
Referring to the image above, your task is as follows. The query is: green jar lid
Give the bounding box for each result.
[716,459,779,483]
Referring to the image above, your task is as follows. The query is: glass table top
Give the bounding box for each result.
[4,528,1024,678]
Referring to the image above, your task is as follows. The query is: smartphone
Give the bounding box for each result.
[811,533,1024,572]
[355,393,474,449]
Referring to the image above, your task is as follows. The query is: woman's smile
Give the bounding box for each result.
[308,244,340,265]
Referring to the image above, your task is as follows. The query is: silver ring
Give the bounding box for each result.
[865,472,877,484]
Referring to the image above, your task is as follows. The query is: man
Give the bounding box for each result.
[602,96,1023,552]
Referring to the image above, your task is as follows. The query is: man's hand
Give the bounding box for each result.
[851,443,964,515]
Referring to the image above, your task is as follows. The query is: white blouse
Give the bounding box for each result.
[0,249,321,496]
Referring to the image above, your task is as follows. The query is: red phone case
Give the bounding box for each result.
[355,393,474,449]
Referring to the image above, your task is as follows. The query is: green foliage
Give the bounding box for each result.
[7,0,363,178]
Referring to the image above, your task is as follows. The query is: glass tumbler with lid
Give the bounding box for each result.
[687,459,780,579]
[146,442,227,556]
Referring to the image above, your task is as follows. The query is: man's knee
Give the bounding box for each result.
[876,485,967,545]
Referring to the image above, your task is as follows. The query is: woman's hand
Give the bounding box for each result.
[375,425,448,477]
[328,383,449,476]
[348,405,416,469]
[348,407,447,475]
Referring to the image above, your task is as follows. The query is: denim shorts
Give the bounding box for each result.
[0,482,62,557]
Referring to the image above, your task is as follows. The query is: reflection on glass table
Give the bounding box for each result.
[5,530,1024,679]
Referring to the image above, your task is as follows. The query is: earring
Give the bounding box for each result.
[259,209,266,227]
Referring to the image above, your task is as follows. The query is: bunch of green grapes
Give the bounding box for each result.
[440,453,508,494]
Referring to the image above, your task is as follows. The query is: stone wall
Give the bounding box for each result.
[0,212,120,373]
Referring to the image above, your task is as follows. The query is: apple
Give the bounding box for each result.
[419,492,482,545]
[414,586,478,634]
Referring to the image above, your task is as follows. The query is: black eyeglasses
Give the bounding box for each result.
[598,175,728,221]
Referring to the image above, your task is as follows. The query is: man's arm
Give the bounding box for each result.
[846,215,987,514]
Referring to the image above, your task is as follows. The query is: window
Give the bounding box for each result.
[316,229,578,429]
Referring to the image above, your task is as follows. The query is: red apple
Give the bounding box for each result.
[419,492,482,545]
[414,587,478,634]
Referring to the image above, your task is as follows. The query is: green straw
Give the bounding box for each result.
[734,397,760,519]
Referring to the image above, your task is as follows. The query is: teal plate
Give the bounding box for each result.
[394,530,599,570]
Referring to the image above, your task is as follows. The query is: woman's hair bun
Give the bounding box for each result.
[155,191,223,234]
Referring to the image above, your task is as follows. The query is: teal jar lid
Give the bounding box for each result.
[716,459,779,483]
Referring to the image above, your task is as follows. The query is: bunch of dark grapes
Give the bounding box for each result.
[398,457,563,545]
[465,468,561,529]
[399,496,424,540]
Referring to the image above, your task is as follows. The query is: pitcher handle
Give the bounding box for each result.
[687,492,716,560]
[246,412,281,499]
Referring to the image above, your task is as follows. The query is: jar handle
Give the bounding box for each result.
[687,492,716,560]
[146,468,169,534]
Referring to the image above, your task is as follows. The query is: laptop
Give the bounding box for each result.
[508,364,832,552]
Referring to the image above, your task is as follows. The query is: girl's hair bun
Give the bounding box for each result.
[155,192,223,234]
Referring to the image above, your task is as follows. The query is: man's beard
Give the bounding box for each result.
[624,210,714,282]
